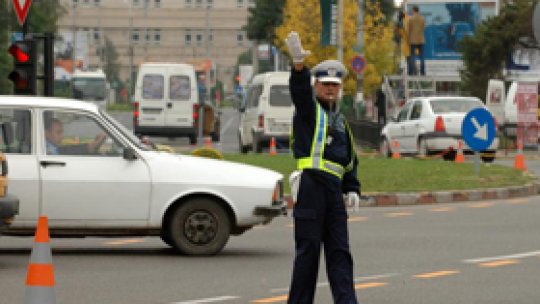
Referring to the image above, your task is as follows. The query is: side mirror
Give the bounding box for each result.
[123,148,138,160]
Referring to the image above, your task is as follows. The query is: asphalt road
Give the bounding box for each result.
[1,194,539,303]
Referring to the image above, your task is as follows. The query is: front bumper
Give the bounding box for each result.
[254,200,287,217]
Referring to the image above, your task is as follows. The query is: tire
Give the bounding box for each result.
[238,133,249,154]
[189,134,197,145]
[160,231,173,247]
[418,138,429,158]
[380,138,391,158]
[168,197,231,255]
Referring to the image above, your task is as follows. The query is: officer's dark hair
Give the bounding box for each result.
[412,5,419,12]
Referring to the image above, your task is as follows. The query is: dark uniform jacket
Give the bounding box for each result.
[289,66,360,195]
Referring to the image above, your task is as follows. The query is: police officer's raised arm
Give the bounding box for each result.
[285,32,315,118]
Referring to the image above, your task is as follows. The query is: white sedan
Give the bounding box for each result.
[380,96,499,162]
[1,96,285,255]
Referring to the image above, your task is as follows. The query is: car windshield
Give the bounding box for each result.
[269,85,292,107]
[100,110,150,151]
[72,78,106,101]
[430,99,483,114]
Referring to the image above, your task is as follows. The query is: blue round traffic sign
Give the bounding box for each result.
[462,108,496,152]
[352,55,366,74]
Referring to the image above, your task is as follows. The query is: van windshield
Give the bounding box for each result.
[269,85,292,107]
[72,78,106,101]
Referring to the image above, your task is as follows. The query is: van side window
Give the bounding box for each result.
[248,85,262,108]
[170,75,191,100]
[0,108,32,154]
[142,74,164,99]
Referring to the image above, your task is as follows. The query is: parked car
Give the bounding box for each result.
[380,96,499,162]
[0,147,19,233]
[238,72,294,153]
[1,96,285,255]
[133,62,221,145]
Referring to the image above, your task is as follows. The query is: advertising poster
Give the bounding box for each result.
[516,82,539,147]
[407,1,496,60]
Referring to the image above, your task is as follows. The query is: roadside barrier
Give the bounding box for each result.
[392,140,401,159]
[514,140,526,171]
[25,216,56,304]
[455,140,465,163]
[269,137,277,156]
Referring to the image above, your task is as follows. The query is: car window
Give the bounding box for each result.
[397,103,411,122]
[410,101,423,120]
[142,74,164,100]
[430,99,484,114]
[43,110,124,157]
[248,85,263,108]
[269,85,292,107]
[170,75,191,101]
[0,108,32,154]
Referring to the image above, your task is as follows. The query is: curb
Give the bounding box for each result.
[283,180,540,209]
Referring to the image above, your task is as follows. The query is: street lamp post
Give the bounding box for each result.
[198,2,211,143]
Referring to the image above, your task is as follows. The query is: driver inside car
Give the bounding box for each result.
[45,118,107,155]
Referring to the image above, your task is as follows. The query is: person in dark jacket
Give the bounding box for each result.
[375,86,387,125]
[285,31,360,304]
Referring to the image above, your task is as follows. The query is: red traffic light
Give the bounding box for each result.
[9,43,30,63]
[8,71,29,89]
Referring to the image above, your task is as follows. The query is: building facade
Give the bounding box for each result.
[57,0,255,94]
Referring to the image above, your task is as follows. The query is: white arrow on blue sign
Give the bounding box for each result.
[462,108,496,152]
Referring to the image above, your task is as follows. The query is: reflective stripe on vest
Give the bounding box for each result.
[296,102,355,179]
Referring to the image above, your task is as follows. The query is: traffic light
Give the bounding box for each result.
[8,38,37,95]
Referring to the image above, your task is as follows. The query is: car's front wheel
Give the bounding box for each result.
[168,197,231,255]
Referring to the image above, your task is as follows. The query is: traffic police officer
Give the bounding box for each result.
[285,31,360,304]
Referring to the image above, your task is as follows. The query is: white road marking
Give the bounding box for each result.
[170,296,240,304]
[463,250,540,264]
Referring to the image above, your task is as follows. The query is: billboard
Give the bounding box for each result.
[406,1,496,60]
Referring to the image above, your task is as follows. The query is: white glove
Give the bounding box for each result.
[289,170,302,204]
[345,192,360,213]
[285,31,311,63]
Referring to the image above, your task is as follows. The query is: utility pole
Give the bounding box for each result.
[337,0,344,62]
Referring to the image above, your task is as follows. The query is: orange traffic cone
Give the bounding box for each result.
[455,140,465,163]
[514,140,526,171]
[204,136,212,148]
[269,137,277,156]
[25,216,56,304]
[392,140,401,159]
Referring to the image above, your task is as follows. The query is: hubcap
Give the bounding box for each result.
[184,210,217,245]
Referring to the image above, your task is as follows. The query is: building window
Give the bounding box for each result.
[237,31,244,46]
[248,0,255,7]
[145,29,151,43]
[155,0,161,8]
[72,0,78,6]
[154,29,161,43]
[237,0,243,8]
[132,29,140,43]
[208,30,213,44]
[185,0,192,7]
[94,0,101,7]
[195,0,203,8]
[133,0,140,6]
[207,0,213,7]
[93,28,100,40]
[185,30,192,45]
[196,33,203,46]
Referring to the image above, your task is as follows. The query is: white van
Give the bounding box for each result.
[238,72,293,153]
[134,62,219,144]
[71,69,109,110]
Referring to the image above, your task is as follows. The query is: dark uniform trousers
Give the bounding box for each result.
[288,170,358,304]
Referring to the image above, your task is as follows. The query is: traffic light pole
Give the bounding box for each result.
[42,33,54,97]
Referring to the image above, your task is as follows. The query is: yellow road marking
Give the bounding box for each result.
[251,295,288,303]
[468,202,493,208]
[385,212,413,218]
[429,207,454,212]
[479,259,520,268]
[348,216,368,222]
[413,270,459,279]
[104,239,145,245]
[354,282,388,289]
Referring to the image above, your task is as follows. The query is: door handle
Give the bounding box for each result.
[167,102,172,109]
[40,161,66,168]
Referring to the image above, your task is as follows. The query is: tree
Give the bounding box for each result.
[103,38,120,83]
[460,0,537,99]
[0,1,65,94]
[246,0,286,43]
[362,0,396,96]
[275,0,359,96]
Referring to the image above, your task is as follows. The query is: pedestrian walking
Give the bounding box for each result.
[408,5,426,75]
[375,85,387,126]
[285,31,361,304]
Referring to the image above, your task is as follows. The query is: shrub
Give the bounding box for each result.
[191,148,224,160]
